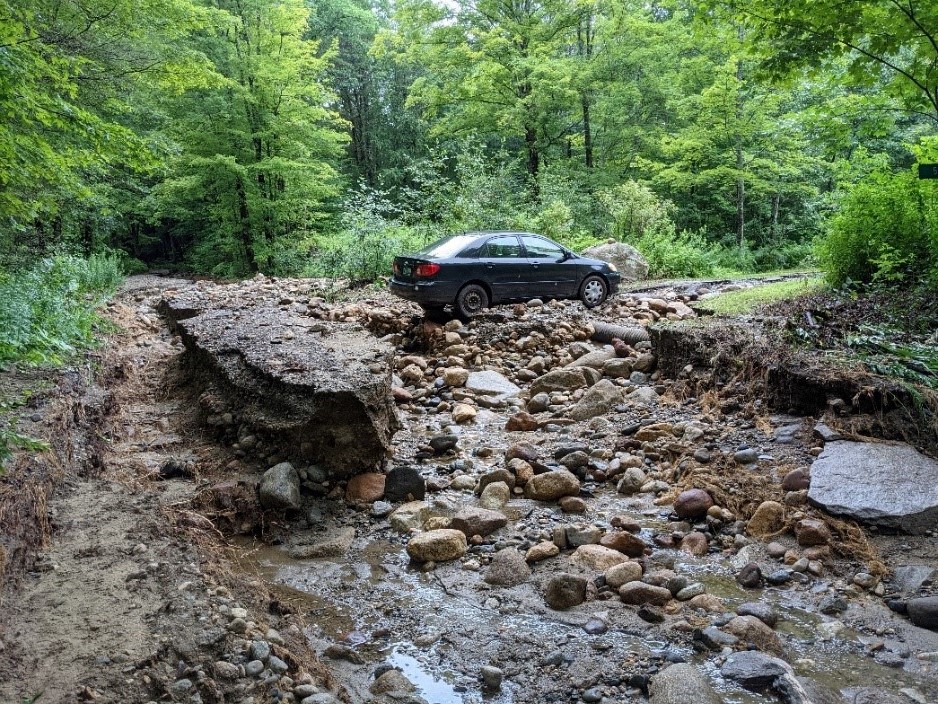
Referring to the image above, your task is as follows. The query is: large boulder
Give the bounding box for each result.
[808,440,938,534]
[582,241,649,282]
[160,283,399,477]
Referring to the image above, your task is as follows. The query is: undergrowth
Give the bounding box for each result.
[0,253,123,365]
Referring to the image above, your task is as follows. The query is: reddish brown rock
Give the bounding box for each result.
[600,531,647,558]
[795,518,831,546]
[611,515,642,533]
[346,473,386,503]
[506,412,539,432]
[782,468,811,491]
[673,489,714,518]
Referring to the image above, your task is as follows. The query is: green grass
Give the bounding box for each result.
[697,277,824,315]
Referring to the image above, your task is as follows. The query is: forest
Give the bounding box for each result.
[1,0,937,360]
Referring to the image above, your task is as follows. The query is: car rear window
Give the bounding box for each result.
[414,234,481,259]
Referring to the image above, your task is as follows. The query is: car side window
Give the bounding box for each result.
[482,235,523,258]
[521,236,565,259]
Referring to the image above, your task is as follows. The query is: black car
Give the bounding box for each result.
[389,231,621,318]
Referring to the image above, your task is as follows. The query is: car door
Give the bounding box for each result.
[520,234,577,298]
[477,234,527,302]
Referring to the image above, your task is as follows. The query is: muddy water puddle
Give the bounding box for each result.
[229,532,938,703]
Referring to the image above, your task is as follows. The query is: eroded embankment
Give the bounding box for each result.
[0,279,345,704]
[650,319,938,456]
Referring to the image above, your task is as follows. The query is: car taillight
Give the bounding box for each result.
[414,262,440,277]
[392,260,401,275]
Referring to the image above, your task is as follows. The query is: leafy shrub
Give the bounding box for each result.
[751,241,815,272]
[0,254,122,364]
[120,256,150,275]
[311,190,439,283]
[818,169,936,288]
[634,227,717,278]
[599,181,677,242]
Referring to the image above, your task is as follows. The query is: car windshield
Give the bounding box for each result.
[413,234,480,259]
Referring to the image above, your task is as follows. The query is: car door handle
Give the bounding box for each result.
[529,263,539,268]
[485,264,494,269]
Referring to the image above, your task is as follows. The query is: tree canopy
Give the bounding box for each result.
[0,0,934,287]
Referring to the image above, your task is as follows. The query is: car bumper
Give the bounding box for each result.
[388,278,460,306]
[607,272,621,294]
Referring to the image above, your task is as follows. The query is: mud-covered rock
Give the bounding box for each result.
[484,548,531,586]
[545,574,588,609]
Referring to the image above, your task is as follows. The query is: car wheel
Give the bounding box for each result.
[455,284,489,318]
[579,275,608,308]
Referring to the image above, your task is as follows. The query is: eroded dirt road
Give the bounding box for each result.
[2,273,938,704]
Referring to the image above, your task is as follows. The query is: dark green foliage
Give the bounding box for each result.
[0,254,122,364]
[818,169,937,288]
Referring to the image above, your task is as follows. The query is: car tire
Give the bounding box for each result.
[455,284,489,319]
[579,275,608,308]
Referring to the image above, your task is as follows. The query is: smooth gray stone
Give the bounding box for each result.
[893,565,938,594]
[808,440,938,533]
[465,371,520,398]
[721,651,790,689]
[649,663,721,704]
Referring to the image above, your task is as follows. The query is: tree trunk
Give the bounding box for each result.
[582,96,593,169]
[735,53,745,249]
[771,193,780,243]
[578,14,594,170]
[525,124,540,192]
[235,174,258,273]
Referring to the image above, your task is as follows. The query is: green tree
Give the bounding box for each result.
[385,0,584,185]
[308,0,428,190]
[0,0,214,261]
[148,0,346,275]
[719,0,938,121]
